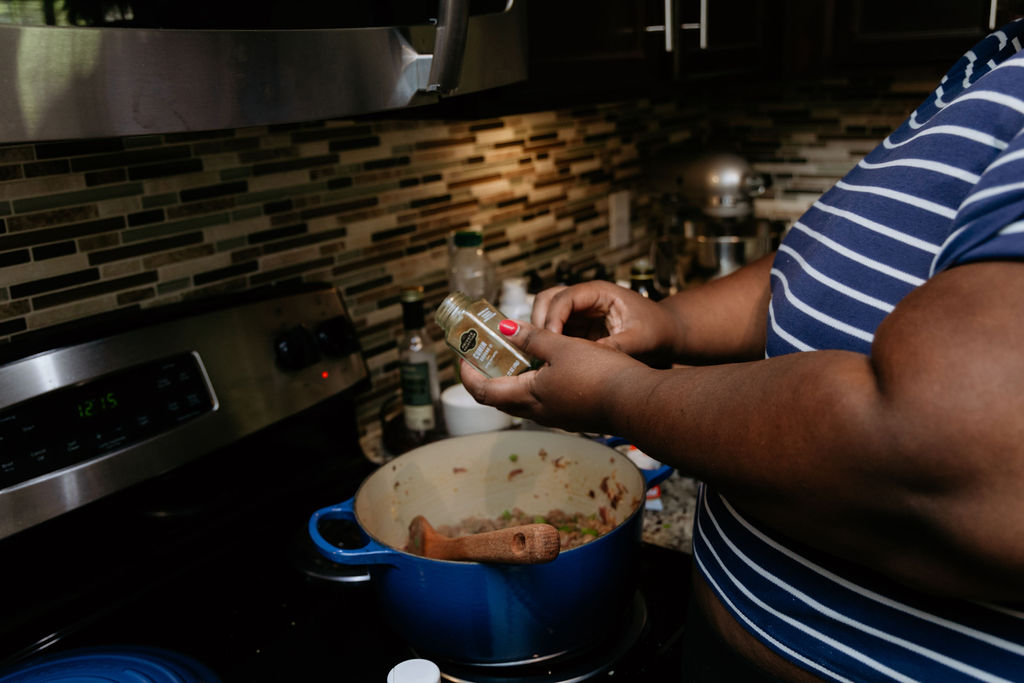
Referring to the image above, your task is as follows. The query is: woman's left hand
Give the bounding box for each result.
[459,318,653,434]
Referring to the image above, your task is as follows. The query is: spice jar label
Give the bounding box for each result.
[459,329,478,353]
[436,291,537,379]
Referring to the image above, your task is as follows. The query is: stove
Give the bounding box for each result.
[0,283,690,682]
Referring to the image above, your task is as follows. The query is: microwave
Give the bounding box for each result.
[0,0,526,142]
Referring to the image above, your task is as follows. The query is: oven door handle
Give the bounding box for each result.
[308,499,399,566]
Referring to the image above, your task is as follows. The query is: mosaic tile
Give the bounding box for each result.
[31,271,156,310]
[250,256,334,286]
[100,260,143,279]
[98,197,143,219]
[0,317,30,336]
[0,249,30,267]
[127,209,165,227]
[10,266,98,298]
[141,192,179,209]
[77,233,121,252]
[0,300,30,320]
[25,296,123,331]
[129,159,204,181]
[167,197,236,220]
[89,232,204,266]
[35,138,124,160]
[32,241,76,261]
[23,160,68,178]
[69,144,192,173]
[11,182,143,214]
[0,75,937,436]
[122,212,231,243]
[144,244,216,270]
[193,260,257,286]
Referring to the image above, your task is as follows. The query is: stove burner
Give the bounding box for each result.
[423,592,648,683]
[0,646,220,683]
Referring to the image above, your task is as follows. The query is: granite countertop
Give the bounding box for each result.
[642,471,698,554]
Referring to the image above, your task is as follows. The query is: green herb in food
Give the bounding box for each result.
[501,510,512,520]
[509,453,518,462]
[533,515,547,524]
[581,527,599,536]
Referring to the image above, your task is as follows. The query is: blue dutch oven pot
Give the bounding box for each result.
[309,431,672,664]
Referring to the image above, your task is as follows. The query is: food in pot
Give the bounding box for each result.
[433,506,617,550]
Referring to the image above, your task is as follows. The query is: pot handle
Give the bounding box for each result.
[597,435,675,488]
[643,463,675,488]
[308,498,400,566]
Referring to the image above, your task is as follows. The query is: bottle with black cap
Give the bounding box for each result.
[630,258,663,301]
[399,286,440,435]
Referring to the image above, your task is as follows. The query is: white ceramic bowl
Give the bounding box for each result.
[441,383,513,436]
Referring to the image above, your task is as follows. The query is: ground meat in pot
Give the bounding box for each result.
[435,506,618,550]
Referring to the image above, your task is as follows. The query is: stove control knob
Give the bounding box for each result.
[315,315,361,357]
[274,325,321,371]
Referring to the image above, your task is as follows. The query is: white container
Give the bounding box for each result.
[387,658,440,683]
[441,383,513,436]
[448,229,497,302]
[498,276,534,322]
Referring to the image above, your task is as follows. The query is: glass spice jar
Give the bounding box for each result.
[434,291,537,379]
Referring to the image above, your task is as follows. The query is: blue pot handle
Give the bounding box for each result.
[596,435,674,488]
[308,498,400,566]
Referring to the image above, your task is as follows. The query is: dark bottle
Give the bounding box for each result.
[630,258,663,301]
[399,286,440,434]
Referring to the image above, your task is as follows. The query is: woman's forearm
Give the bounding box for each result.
[604,261,1024,600]
[661,253,774,364]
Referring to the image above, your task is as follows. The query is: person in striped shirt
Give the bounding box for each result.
[461,17,1024,683]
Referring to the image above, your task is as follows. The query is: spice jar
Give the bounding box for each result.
[435,292,537,378]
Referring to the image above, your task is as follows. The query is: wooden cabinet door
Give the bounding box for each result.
[828,0,992,68]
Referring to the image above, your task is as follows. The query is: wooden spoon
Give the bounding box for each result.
[406,515,560,564]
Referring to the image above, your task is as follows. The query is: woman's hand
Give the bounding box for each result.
[531,281,682,367]
[459,318,653,434]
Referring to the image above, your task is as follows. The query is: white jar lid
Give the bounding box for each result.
[386,658,441,683]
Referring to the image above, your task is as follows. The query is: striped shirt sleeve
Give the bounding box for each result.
[932,92,1024,273]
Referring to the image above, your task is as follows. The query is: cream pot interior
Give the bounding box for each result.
[354,431,647,550]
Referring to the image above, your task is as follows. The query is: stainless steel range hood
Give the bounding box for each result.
[0,0,526,143]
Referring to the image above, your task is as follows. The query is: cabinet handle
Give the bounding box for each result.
[990,0,998,30]
[699,0,708,49]
[426,0,470,95]
[664,0,674,52]
[679,0,709,50]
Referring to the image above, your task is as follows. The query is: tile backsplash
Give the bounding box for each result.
[0,73,935,444]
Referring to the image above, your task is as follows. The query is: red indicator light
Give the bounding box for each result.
[321,370,329,379]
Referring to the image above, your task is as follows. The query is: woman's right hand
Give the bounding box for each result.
[531,281,682,366]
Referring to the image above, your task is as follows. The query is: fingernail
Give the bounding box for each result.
[499,319,518,336]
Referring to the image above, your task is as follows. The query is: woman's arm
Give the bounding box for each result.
[532,253,774,366]
[463,260,1024,600]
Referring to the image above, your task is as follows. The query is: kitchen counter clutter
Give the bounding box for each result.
[642,470,698,555]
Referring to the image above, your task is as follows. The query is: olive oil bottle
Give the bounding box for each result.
[399,286,440,434]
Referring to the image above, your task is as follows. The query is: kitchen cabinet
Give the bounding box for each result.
[427,0,1010,116]
[827,0,994,70]
[524,0,780,100]
[781,0,1006,76]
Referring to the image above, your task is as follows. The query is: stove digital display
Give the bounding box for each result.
[0,353,214,490]
[75,392,119,419]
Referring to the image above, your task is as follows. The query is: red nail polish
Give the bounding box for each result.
[499,319,518,336]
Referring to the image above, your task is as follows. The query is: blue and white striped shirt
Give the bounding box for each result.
[695,20,1024,682]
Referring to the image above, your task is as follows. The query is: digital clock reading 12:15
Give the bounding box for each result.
[75,392,119,419]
